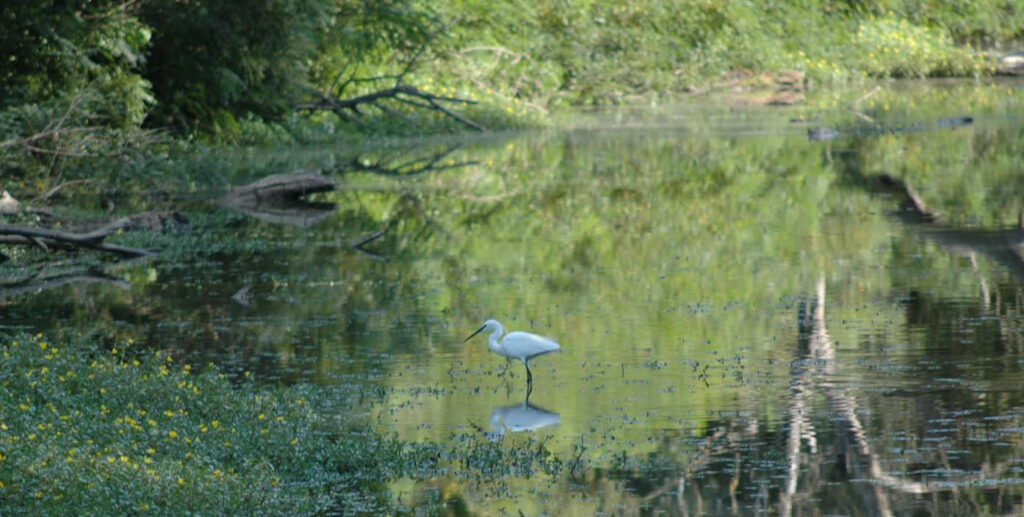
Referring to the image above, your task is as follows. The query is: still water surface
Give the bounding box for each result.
[6,81,1024,514]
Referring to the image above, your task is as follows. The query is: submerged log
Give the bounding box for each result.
[0,222,157,257]
[0,272,131,300]
[32,209,189,235]
[217,171,337,227]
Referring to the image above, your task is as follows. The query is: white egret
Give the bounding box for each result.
[464,319,560,384]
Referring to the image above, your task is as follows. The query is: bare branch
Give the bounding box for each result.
[351,227,389,249]
[298,85,484,132]
[30,179,96,203]
[425,96,485,131]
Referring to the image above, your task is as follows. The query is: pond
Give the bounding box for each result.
[5,79,1024,514]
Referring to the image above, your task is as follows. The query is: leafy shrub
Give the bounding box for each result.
[0,2,154,128]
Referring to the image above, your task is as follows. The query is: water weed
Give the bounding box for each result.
[0,333,393,514]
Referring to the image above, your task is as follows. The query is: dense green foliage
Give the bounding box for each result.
[2,0,1021,145]
[0,1,153,127]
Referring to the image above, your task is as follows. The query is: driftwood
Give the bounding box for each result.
[217,171,337,227]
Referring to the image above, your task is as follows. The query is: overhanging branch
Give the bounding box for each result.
[297,84,485,132]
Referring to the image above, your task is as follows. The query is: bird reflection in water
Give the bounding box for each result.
[486,396,560,442]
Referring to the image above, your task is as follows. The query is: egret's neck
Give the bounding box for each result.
[488,325,505,355]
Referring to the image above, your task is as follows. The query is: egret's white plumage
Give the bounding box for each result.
[465,319,560,384]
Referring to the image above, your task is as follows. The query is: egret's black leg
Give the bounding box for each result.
[525,361,533,385]
[525,377,533,401]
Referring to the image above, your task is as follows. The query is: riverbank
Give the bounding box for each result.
[3,2,1021,151]
[0,331,558,513]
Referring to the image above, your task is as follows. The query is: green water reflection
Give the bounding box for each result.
[5,80,1024,514]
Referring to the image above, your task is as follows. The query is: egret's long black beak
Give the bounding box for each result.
[464,325,486,342]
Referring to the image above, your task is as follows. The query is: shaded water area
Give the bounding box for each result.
[7,80,1024,514]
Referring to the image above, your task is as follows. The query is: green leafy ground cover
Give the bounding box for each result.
[0,331,565,514]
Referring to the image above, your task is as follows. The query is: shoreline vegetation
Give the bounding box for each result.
[2,3,1023,153]
[1,332,568,514]
[2,1,1024,513]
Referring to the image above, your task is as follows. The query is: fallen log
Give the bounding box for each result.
[219,171,336,204]
[0,220,128,246]
[217,171,337,227]
[0,233,156,257]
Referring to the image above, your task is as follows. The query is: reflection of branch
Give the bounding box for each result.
[0,221,124,245]
[349,227,390,261]
[350,228,388,249]
[848,86,882,123]
[782,276,841,516]
[808,278,891,514]
[786,275,1021,516]
[0,271,130,300]
[878,174,1024,285]
[969,253,991,310]
[640,426,731,507]
[341,145,477,178]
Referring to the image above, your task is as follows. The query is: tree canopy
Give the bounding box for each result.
[1,0,1022,141]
